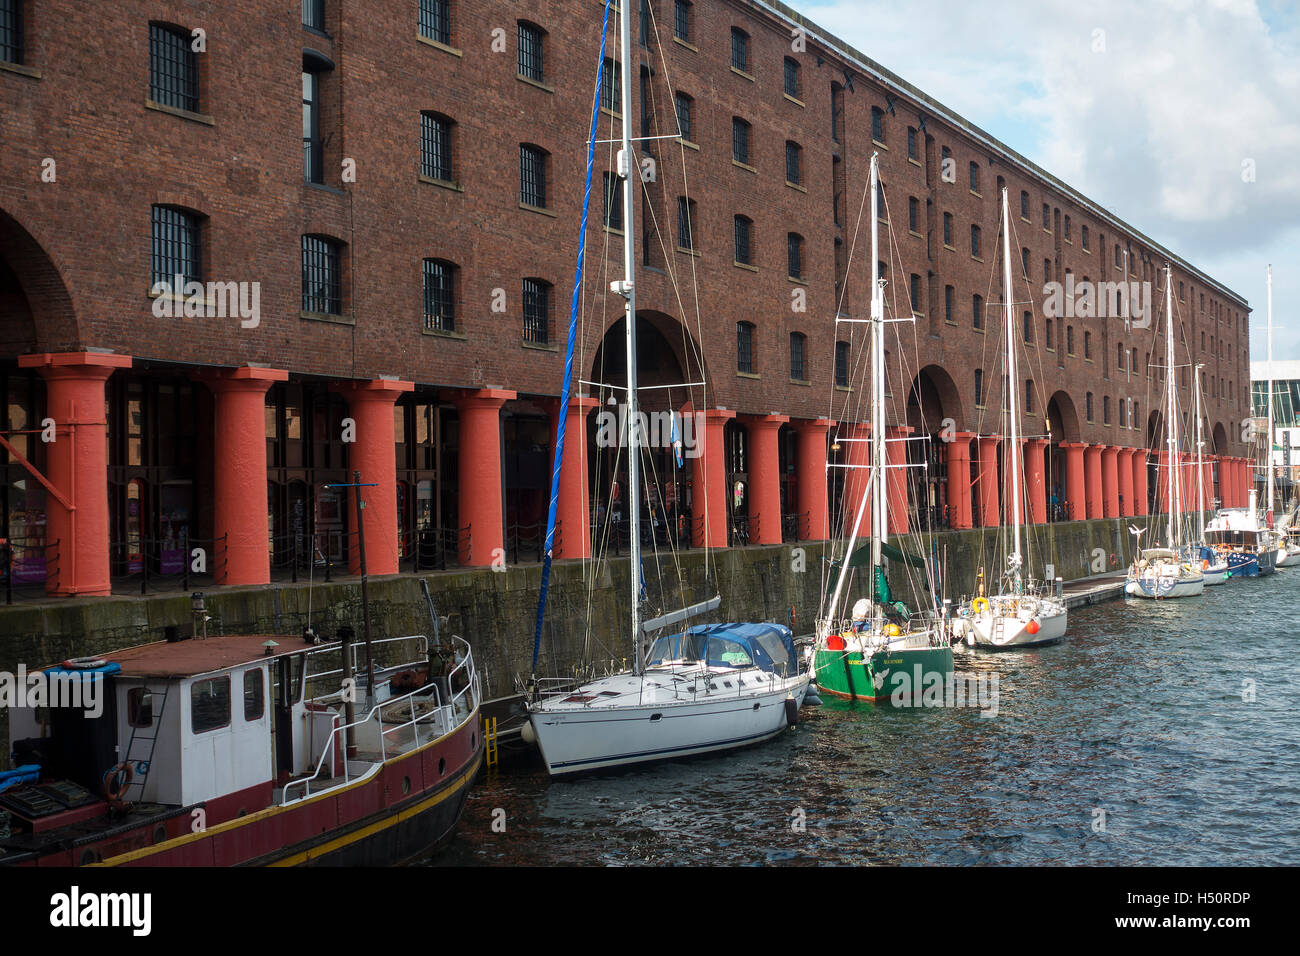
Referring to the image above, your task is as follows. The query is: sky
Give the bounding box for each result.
[796,0,1300,363]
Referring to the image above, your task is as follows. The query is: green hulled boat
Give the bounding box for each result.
[812,153,955,705]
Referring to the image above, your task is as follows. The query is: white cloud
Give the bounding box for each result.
[798,0,1300,357]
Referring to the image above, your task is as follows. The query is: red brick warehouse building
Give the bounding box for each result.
[0,0,1252,598]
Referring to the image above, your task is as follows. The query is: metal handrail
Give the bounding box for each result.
[281,636,478,805]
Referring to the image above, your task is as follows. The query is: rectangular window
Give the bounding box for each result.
[732,117,750,165]
[1,0,24,64]
[639,0,651,46]
[677,197,695,250]
[737,322,754,374]
[302,0,325,31]
[975,369,984,407]
[603,173,624,231]
[945,285,954,323]
[418,0,451,45]
[301,235,341,315]
[1043,203,1051,229]
[871,107,884,144]
[674,92,692,141]
[423,259,455,331]
[733,216,751,265]
[1020,190,1029,219]
[520,145,546,207]
[908,196,919,233]
[1082,225,1090,251]
[303,68,322,183]
[674,0,691,42]
[973,294,984,329]
[127,687,154,728]
[909,273,921,312]
[784,57,800,98]
[420,113,452,182]
[152,206,201,288]
[785,142,801,185]
[523,279,550,344]
[834,342,849,387]
[518,22,543,81]
[191,676,231,734]
[601,57,622,113]
[943,212,952,246]
[787,234,803,279]
[1046,318,1054,349]
[1026,380,1035,412]
[790,333,805,380]
[971,224,981,258]
[907,126,918,160]
[244,668,265,722]
[969,161,979,192]
[150,23,199,113]
[731,28,748,72]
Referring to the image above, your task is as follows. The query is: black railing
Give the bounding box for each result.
[1,537,59,604]
[781,511,809,542]
[506,519,551,565]
[400,525,470,572]
[728,514,754,547]
[109,532,227,594]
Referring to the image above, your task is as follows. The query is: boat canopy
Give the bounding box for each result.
[645,623,799,677]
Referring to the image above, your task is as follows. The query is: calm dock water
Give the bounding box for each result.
[430,571,1300,865]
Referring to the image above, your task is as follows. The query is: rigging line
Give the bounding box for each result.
[530,0,612,677]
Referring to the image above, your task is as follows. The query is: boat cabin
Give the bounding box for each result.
[644,623,800,678]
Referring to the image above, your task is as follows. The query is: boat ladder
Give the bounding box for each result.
[484,716,499,769]
[121,685,169,803]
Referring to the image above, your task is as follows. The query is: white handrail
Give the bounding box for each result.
[281,637,479,805]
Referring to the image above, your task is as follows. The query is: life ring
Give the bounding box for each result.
[62,656,108,669]
[1109,553,1119,567]
[972,597,989,615]
[102,762,132,802]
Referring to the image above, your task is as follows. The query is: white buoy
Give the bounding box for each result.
[520,719,537,745]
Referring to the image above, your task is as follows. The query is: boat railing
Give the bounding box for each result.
[301,634,431,703]
[281,637,479,805]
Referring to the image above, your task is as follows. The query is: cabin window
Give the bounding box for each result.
[128,687,154,727]
[191,676,231,733]
[244,668,265,721]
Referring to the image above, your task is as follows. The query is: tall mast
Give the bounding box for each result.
[822,154,881,630]
[869,153,884,621]
[1165,264,1180,550]
[1267,264,1275,521]
[1000,188,1022,588]
[616,4,643,672]
[1195,363,1205,542]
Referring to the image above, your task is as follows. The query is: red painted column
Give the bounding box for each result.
[334,378,414,576]
[946,432,975,530]
[18,351,133,596]
[544,395,599,560]
[885,425,911,535]
[975,435,1001,528]
[1101,445,1120,518]
[1181,454,1195,513]
[685,406,734,548]
[1117,447,1136,517]
[1084,444,1103,519]
[1156,451,1171,513]
[1024,438,1048,524]
[1132,449,1149,516]
[196,365,288,586]
[451,387,516,566]
[794,418,833,541]
[745,414,789,544]
[1060,442,1087,521]
[840,423,872,536]
[1200,459,1212,513]
[1233,457,1246,507]
[1003,438,1026,525]
[1240,458,1252,506]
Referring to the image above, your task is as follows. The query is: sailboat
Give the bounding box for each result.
[810,153,954,702]
[1193,363,1229,585]
[951,187,1068,647]
[521,3,809,776]
[1263,266,1300,568]
[1125,265,1205,598]
[1204,266,1280,577]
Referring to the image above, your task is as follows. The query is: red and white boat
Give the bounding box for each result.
[1,629,481,867]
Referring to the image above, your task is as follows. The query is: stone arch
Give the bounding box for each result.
[588,308,710,414]
[1212,421,1228,455]
[1046,390,1080,444]
[906,363,964,433]
[906,364,964,529]
[0,206,80,353]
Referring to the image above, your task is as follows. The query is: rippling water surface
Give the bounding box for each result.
[432,574,1300,865]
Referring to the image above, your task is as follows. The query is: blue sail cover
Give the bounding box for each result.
[646,622,799,677]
